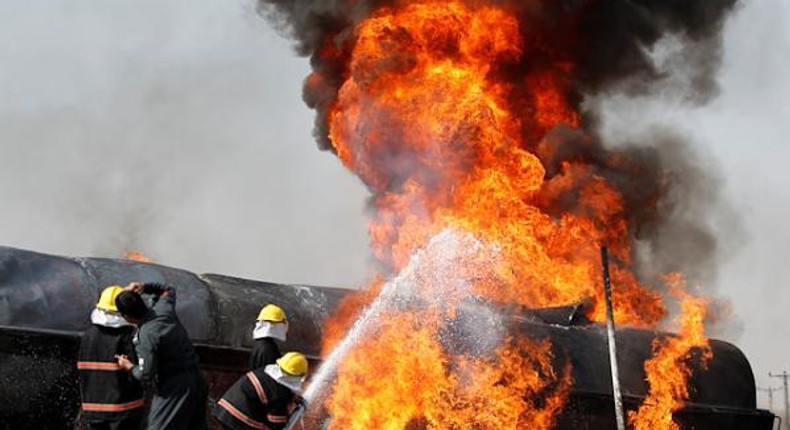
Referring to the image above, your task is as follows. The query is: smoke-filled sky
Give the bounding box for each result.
[1,0,789,409]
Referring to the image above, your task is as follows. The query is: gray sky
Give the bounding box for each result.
[1,0,789,410]
[0,0,370,288]
[695,0,790,400]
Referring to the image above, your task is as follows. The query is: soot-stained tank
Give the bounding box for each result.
[0,246,348,429]
[0,246,777,430]
[509,313,775,430]
[303,303,776,430]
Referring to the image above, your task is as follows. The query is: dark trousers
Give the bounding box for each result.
[147,371,208,430]
[87,415,144,430]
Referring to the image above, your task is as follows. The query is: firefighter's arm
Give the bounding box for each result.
[116,354,134,371]
[141,283,174,298]
[125,329,158,381]
[266,405,291,430]
[125,282,145,293]
[279,397,307,430]
[143,283,176,310]
[126,281,174,299]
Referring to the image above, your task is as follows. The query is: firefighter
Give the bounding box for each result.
[250,304,288,369]
[213,352,308,430]
[114,282,208,430]
[78,285,145,430]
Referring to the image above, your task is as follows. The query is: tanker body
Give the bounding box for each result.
[0,246,776,429]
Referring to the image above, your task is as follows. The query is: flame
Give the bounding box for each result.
[328,0,664,326]
[310,0,709,428]
[318,228,572,429]
[320,276,384,357]
[628,274,712,430]
[327,310,570,430]
[326,309,447,430]
[428,338,571,430]
[123,251,152,263]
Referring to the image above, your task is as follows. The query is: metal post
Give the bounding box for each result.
[773,389,777,411]
[769,372,790,430]
[759,387,781,411]
[601,246,626,430]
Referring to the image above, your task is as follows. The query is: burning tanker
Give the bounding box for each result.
[254,0,759,429]
[0,246,775,429]
[0,1,771,429]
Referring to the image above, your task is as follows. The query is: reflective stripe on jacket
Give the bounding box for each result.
[82,399,146,412]
[77,324,144,421]
[213,368,294,430]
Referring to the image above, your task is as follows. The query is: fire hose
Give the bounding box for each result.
[283,398,307,430]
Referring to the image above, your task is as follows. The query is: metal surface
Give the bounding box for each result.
[0,246,348,355]
[0,246,346,429]
[769,371,790,430]
[0,245,777,429]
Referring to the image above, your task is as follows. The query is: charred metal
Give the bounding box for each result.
[0,246,775,429]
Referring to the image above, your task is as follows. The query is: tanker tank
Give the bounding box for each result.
[0,246,776,429]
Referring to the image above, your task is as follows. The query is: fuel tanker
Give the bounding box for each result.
[0,246,776,429]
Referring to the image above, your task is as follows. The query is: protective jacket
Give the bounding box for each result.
[78,324,145,422]
[131,284,207,430]
[249,337,280,370]
[213,368,295,430]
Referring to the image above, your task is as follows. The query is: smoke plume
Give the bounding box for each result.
[258,0,739,287]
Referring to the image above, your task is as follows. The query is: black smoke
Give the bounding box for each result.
[258,0,740,286]
[259,0,737,147]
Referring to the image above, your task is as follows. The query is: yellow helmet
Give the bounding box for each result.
[257,304,287,323]
[96,285,124,312]
[276,352,308,377]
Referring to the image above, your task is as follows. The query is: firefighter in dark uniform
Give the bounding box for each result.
[114,282,208,430]
[250,304,288,369]
[213,352,308,430]
[78,285,145,430]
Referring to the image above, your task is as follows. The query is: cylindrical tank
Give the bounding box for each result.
[0,246,776,430]
[0,246,347,429]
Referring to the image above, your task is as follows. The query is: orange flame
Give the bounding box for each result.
[327,310,570,430]
[314,0,708,428]
[123,251,152,263]
[427,338,571,430]
[628,274,712,430]
[321,228,572,429]
[328,0,664,326]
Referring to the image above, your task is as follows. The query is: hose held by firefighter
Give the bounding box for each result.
[213,351,309,430]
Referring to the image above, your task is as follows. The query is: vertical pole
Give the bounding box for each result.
[784,375,789,430]
[768,388,774,411]
[759,387,780,411]
[770,372,790,430]
[601,246,626,430]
